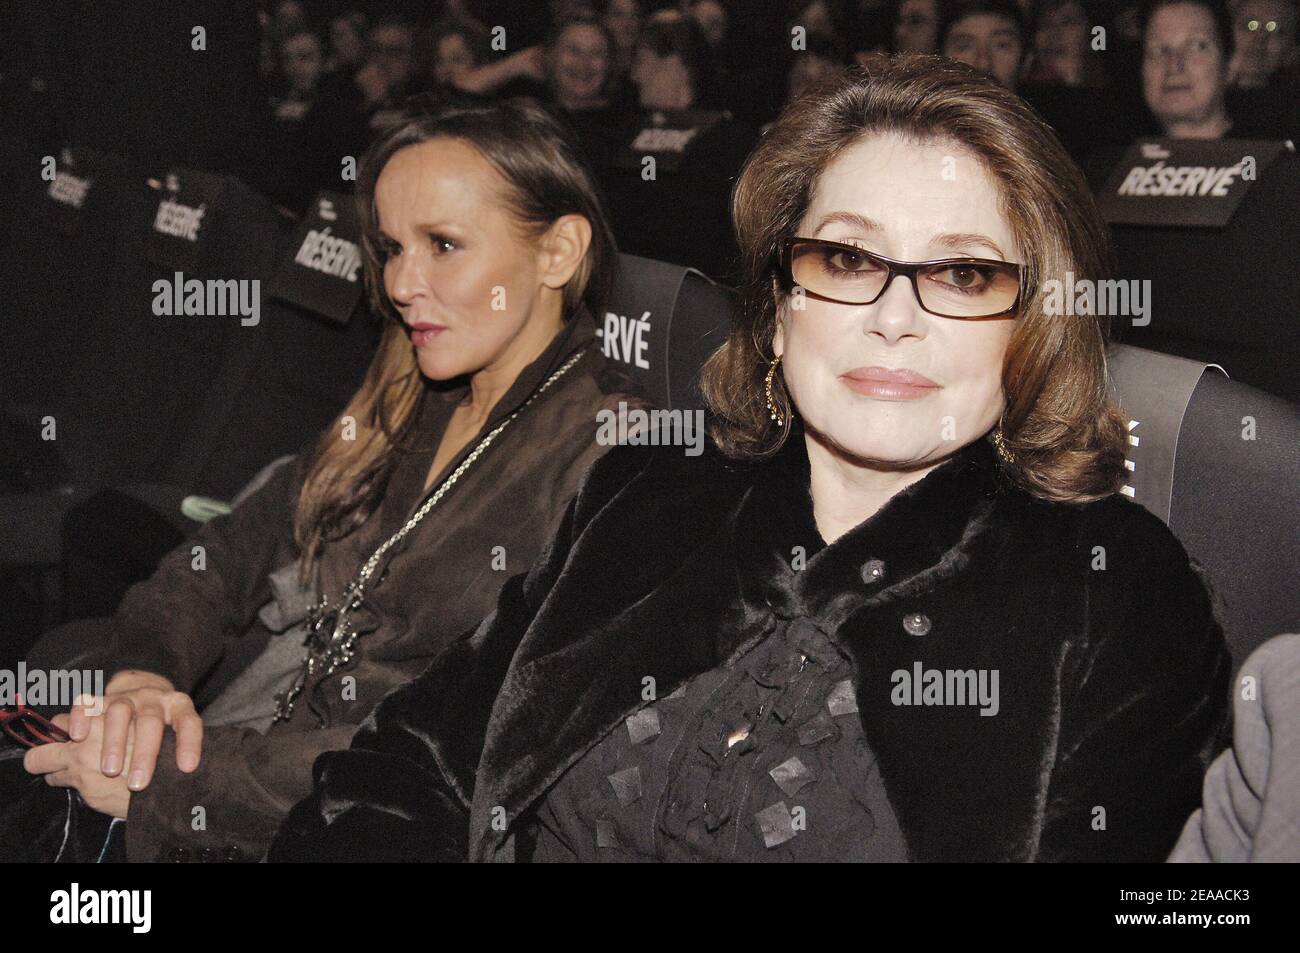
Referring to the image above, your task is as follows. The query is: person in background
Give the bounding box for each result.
[604,0,644,75]
[421,15,492,90]
[894,0,942,53]
[545,15,635,171]
[691,0,731,49]
[1141,0,1239,136]
[629,9,716,110]
[939,0,1028,88]
[272,0,307,37]
[356,16,423,131]
[1227,0,1299,87]
[1026,0,1107,86]
[327,11,370,76]
[787,36,849,103]
[277,26,324,107]
[254,27,328,212]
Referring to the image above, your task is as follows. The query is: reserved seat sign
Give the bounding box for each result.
[1096,138,1291,228]
[40,146,99,236]
[145,165,228,271]
[266,191,365,324]
[614,109,725,173]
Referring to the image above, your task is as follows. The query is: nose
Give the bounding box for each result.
[971,43,992,75]
[863,270,926,344]
[385,249,426,312]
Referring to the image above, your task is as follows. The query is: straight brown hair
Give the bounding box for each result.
[700,54,1128,502]
[292,93,617,581]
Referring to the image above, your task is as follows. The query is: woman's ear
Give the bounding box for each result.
[538,214,592,290]
[771,277,786,359]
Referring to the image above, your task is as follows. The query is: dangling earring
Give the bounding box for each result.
[764,356,784,427]
[991,426,1015,465]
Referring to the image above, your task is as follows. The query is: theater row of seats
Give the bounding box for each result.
[1,134,1297,705]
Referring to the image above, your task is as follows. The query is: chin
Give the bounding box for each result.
[414,351,465,382]
[806,420,942,470]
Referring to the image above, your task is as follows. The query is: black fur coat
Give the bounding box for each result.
[270,426,1231,862]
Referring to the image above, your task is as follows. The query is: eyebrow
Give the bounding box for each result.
[376,222,462,239]
[812,212,1008,260]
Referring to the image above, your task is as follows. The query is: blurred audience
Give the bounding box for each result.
[940,0,1028,88]
[327,11,370,75]
[1027,0,1106,85]
[894,0,943,52]
[9,0,1294,277]
[1227,0,1299,87]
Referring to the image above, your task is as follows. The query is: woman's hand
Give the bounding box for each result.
[24,713,132,819]
[65,670,203,791]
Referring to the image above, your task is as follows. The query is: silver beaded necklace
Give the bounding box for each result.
[271,346,588,724]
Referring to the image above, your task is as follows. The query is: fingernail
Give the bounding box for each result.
[128,770,146,790]
[179,754,198,772]
[102,756,120,775]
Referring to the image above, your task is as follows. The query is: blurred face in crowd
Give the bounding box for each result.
[375,139,580,382]
[275,1,307,35]
[773,132,1018,472]
[331,15,367,67]
[552,23,612,108]
[944,13,1025,87]
[691,0,730,47]
[631,44,695,109]
[434,32,477,86]
[896,0,941,53]
[1143,3,1230,133]
[281,33,324,96]
[370,24,416,88]
[1037,0,1090,58]
[788,52,841,101]
[605,0,642,52]
[1230,0,1298,84]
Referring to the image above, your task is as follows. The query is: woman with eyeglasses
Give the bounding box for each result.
[272,56,1229,863]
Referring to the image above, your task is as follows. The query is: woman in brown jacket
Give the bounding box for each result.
[9,93,648,861]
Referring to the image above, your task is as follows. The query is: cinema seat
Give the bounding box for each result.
[601,253,733,411]
[1106,343,1300,676]
[1106,151,1300,404]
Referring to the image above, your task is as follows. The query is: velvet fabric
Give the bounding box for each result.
[270,422,1231,862]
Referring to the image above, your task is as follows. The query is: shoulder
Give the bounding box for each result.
[998,487,1197,585]
[1069,493,1200,592]
[567,427,751,536]
[1044,493,1225,684]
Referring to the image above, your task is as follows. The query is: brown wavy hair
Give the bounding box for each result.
[699,54,1128,502]
[292,92,617,582]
